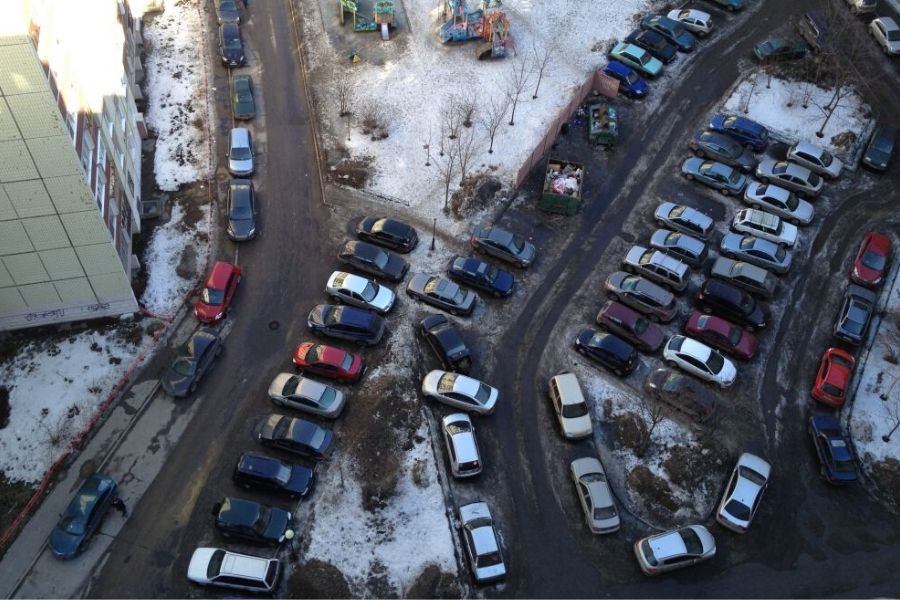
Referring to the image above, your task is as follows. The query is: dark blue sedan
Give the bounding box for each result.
[808,415,858,485]
[49,474,118,558]
[640,15,697,52]
[602,61,649,99]
[447,256,514,297]
[708,114,769,152]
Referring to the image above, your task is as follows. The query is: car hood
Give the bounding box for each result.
[718,357,737,386]
[160,366,191,397]
[562,414,593,438]
[264,508,293,542]
[475,561,507,583]
[228,216,255,240]
[641,324,666,350]
[384,254,410,280]
[48,527,83,558]
[286,465,314,495]
[735,147,757,171]
[229,157,253,175]
[187,547,218,584]
[370,285,396,312]
[735,332,758,358]
[792,199,815,224]
[493,269,515,295]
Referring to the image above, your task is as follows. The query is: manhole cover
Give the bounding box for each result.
[269,320,280,330]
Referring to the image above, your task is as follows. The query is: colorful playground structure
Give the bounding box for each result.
[339,0,395,40]
[439,0,510,60]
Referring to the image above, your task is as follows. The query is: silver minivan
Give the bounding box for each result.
[623,245,691,292]
[441,413,482,478]
[710,257,777,299]
[228,127,254,176]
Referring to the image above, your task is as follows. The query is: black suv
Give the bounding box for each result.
[338,240,409,282]
[232,452,314,498]
[213,497,292,545]
[862,124,897,172]
[624,29,677,63]
[574,328,638,377]
[307,304,385,345]
[219,23,245,67]
[419,314,472,373]
[694,278,767,331]
[258,414,334,460]
[356,217,418,253]
[797,11,827,53]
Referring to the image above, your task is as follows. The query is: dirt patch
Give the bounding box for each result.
[869,458,900,512]
[175,185,209,229]
[0,474,37,559]
[626,465,679,519]
[287,558,352,598]
[406,563,462,598]
[449,173,504,219]
[329,157,373,188]
[611,412,647,452]
[662,443,729,491]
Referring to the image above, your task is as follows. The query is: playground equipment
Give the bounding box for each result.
[439,0,510,60]
[339,0,395,41]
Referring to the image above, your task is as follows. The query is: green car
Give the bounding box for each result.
[608,42,663,78]
[753,38,807,62]
[681,157,748,195]
[232,75,256,120]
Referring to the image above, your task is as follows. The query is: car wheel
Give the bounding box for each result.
[189,381,197,394]
[720,188,730,196]
[648,313,660,323]
[701,306,712,314]
[685,173,694,181]
[752,204,761,210]
[614,367,624,377]
[760,176,769,184]
[695,149,706,158]
[609,292,620,302]
[667,360,679,369]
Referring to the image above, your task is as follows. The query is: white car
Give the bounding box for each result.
[787,141,844,179]
[633,526,716,575]
[325,271,395,314]
[743,182,814,226]
[422,370,498,415]
[459,502,506,583]
[441,413,482,478]
[548,372,592,439]
[663,335,736,388]
[187,547,280,593]
[869,17,900,55]
[667,8,713,36]
[716,453,771,533]
[732,208,799,248]
[570,457,620,534]
[267,373,345,419]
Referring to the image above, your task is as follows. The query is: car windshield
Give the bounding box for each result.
[224,37,242,50]
[452,289,468,304]
[831,355,852,370]
[640,539,658,566]
[282,376,300,396]
[706,351,725,373]
[340,353,354,371]
[625,70,640,85]
[474,383,493,403]
[477,550,503,568]
[320,386,337,406]
[252,505,272,534]
[360,281,378,302]
[172,357,194,376]
[727,170,742,184]
[59,514,87,535]
[437,372,458,394]
[739,466,767,486]
[207,549,226,579]
[724,499,751,521]
[372,250,389,270]
[594,506,617,520]
[231,204,252,219]
[202,286,225,305]
[834,457,856,472]
[774,246,786,261]
[822,383,844,397]
[637,50,650,65]
[862,251,886,270]
[273,417,291,438]
[562,401,588,418]
[726,325,742,346]
[633,318,648,336]
[231,146,251,160]
[887,28,900,42]
[309,427,327,448]
[446,421,471,435]
[680,528,703,555]
[275,464,292,485]
[819,150,834,166]
[324,306,341,325]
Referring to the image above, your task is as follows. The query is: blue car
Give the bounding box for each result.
[640,15,697,52]
[704,0,744,11]
[708,114,769,152]
[447,255,515,297]
[602,61,649,99]
[808,415,858,485]
[49,474,118,558]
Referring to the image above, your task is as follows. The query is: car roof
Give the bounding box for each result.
[486,227,513,245]
[207,261,235,288]
[648,530,688,560]
[218,497,261,526]
[791,141,825,157]
[221,550,272,578]
[330,271,369,293]
[230,127,250,144]
[335,305,376,327]
[753,182,791,201]
[593,331,635,357]
[453,374,485,398]
[313,343,349,366]
[672,336,712,361]
[238,453,281,477]
[605,60,632,76]
[705,278,744,302]
[877,16,899,30]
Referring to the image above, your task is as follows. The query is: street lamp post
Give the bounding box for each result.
[283,529,298,561]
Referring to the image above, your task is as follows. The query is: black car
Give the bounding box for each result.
[694,278,767,332]
[574,328,638,376]
[833,284,877,346]
[307,304,385,345]
[644,368,717,422]
[338,239,409,282]
[213,497,293,545]
[258,413,334,460]
[232,452,314,498]
[447,255,514,297]
[356,217,418,253]
[861,124,897,172]
[216,0,241,23]
[219,23,245,67]
[640,15,697,52]
[796,11,827,53]
[419,314,472,374]
[624,28,678,63]
[227,179,256,241]
[160,327,222,398]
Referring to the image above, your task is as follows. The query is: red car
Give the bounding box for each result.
[684,310,757,360]
[811,347,855,408]
[595,300,666,353]
[194,261,241,323]
[851,232,891,288]
[292,342,365,383]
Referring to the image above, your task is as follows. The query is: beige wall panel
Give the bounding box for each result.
[0,139,38,182]
[54,277,97,304]
[5,179,55,218]
[89,271,134,302]
[18,281,61,306]
[75,243,121,276]
[3,252,49,285]
[0,185,15,220]
[0,43,48,96]
[61,211,109,246]
[27,136,83,178]
[0,259,12,287]
[0,220,33,253]
[0,287,26,311]
[39,247,85,280]
[0,97,18,142]
[22,214,68,250]
[6,92,68,139]
[45,175,96,213]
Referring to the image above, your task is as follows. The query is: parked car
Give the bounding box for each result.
[681,158,748,195]
[605,271,678,323]
[213,497,293,545]
[601,61,649,99]
[459,502,506,583]
[624,28,678,63]
[787,141,843,179]
[161,328,223,398]
[216,0,241,23]
[833,284,877,346]
[419,314,472,374]
[663,335,736,387]
[356,217,418,253]
[187,548,280,593]
[226,179,256,241]
[732,208,798,248]
[574,328,639,376]
[596,300,666,353]
[447,255,514,298]
[685,310,757,360]
[48,474,118,559]
[407,274,477,316]
[720,233,792,275]
[267,373,345,419]
[654,202,714,240]
[623,245,691,292]
[811,347,855,408]
[846,0,877,15]
[219,22,245,67]
[851,232,892,288]
[667,9,713,37]
[608,42,663,77]
[325,271,396,314]
[227,127,253,176]
[861,124,897,171]
[869,17,900,55]
[688,130,756,173]
[753,38,807,62]
[547,372,593,439]
[634,526,716,575]
[571,457,620,534]
[743,182,814,225]
[716,453,771,533]
[470,226,536,267]
[640,15,697,52]
[808,415,858,484]
[258,413,334,460]
[644,368,717,422]
[797,11,828,53]
[649,228,707,267]
[422,370,498,415]
[695,278,768,331]
[755,160,823,198]
[441,413,482,478]
[338,240,409,282]
[194,260,241,323]
[703,0,743,11]
[232,74,255,119]
[232,452,314,498]
[292,342,365,383]
[307,304,385,346]
[710,254,777,294]
[708,113,769,152]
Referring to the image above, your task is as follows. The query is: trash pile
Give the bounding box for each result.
[545,161,583,196]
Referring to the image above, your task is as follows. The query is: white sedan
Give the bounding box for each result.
[571,457,620,534]
[667,8,713,36]
[325,271,396,314]
[716,453,771,533]
[422,370,498,415]
[663,335,736,387]
[743,182,814,226]
[869,16,900,55]
[787,141,843,179]
[267,373,345,419]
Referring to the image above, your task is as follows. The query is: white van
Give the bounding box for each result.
[187,547,280,593]
[548,372,592,439]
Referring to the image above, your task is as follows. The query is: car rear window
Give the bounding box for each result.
[724,499,751,521]
[208,549,226,579]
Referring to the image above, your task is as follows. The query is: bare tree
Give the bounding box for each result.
[531,40,554,99]
[478,93,509,153]
[635,397,666,458]
[335,71,353,117]
[504,58,531,126]
[435,138,459,211]
[457,89,478,128]
[442,94,463,140]
[455,125,478,184]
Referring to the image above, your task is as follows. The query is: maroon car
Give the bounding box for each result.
[851,232,891,288]
[595,300,666,353]
[684,310,757,360]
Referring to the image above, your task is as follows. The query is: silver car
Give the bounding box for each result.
[710,256,777,298]
[667,8,713,36]
[732,208,799,248]
[719,233,792,275]
[407,274,477,316]
[869,17,900,55]
[623,245,691,292]
[227,127,254,176]
[267,373,346,419]
[442,413,482,478]
[787,141,843,179]
[755,160,824,198]
[716,453,771,533]
[649,229,707,267]
[743,182,814,225]
[687,130,756,173]
[325,271,396,314]
[654,202,714,240]
[459,502,506,583]
[605,271,678,323]
[422,370,498,415]
[570,457,620,534]
[633,525,716,575]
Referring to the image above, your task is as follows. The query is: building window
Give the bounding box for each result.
[80,127,94,181]
[97,137,107,174]
[66,110,76,143]
[96,166,107,213]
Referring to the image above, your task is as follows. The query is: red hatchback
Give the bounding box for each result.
[851,232,891,288]
[811,347,855,408]
[194,261,241,323]
[685,310,757,360]
[292,342,365,383]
